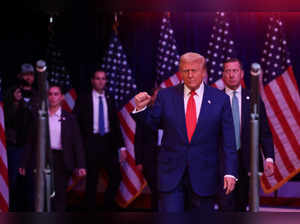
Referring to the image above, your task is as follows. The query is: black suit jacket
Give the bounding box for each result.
[73,91,125,153]
[21,109,86,172]
[240,88,275,172]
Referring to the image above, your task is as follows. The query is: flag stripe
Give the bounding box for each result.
[287,66,300,91]
[277,74,300,128]
[0,156,8,185]
[264,84,300,158]
[0,99,8,211]
[119,165,139,196]
[284,69,300,113]
[269,121,294,173]
[0,193,8,212]
[118,112,135,146]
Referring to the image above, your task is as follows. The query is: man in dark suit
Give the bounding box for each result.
[19,85,86,211]
[133,52,238,212]
[219,58,275,212]
[134,87,161,211]
[73,70,127,211]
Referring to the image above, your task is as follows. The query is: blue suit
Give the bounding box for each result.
[133,83,238,211]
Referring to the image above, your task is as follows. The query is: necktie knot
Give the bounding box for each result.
[190,90,196,97]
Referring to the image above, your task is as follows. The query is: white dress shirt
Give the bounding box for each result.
[183,83,204,120]
[92,90,109,134]
[48,107,63,150]
[92,90,126,152]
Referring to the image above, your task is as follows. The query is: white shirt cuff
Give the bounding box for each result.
[132,106,147,114]
[266,158,274,163]
[119,147,126,151]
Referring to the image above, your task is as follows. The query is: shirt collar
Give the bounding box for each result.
[184,82,204,97]
[225,85,242,96]
[93,89,105,98]
[49,107,62,117]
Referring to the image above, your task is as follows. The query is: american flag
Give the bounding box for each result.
[101,33,147,207]
[206,12,239,89]
[259,15,300,193]
[46,16,77,112]
[0,75,9,212]
[156,12,180,86]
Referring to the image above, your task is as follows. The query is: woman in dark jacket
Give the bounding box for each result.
[4,84,32,211]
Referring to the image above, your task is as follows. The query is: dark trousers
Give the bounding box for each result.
[158,168,215,212]
[51,150,72,212]
[85,134,122,211]
[7,145,23,211]
[142,151,158,211]
[218,150,249,212]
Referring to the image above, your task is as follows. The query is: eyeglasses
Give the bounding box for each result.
[223,69,241,74]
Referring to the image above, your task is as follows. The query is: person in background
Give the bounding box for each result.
[218,58,275,212]
[17,63,39,113]
[20,85,86,211]
[73,70,127,211]
[4,84,32,211]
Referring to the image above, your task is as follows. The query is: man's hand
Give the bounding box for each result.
[134,92,151,111]
[119,150,127,163]
[77,168,87,177]
[224,176,236,195]
[19,168,26,176]
[264,161,274,177]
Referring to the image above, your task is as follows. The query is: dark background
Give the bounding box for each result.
[1,6,300,93]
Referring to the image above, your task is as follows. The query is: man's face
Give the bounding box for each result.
[13,88,22,102]
[22,73,35,86]
[223,61,244,90]
[91,71,107,92]
[180,61,205,91]
[48,87,64,108]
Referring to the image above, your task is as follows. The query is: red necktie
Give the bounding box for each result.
[186,91,197,142]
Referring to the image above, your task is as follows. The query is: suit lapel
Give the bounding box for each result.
[61,110,67,148]
[88,91,94,128]
[241,89,250,136]
[192,84,210,142]
[173,84,189,142]
[105,94,112,128]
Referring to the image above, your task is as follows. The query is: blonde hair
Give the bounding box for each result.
[179,52,206,71]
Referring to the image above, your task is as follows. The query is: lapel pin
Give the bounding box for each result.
[208,100,211,104]
[246,96,250,100]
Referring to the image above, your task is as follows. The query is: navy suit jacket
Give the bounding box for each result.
[240,88,275,172]
[133,83,238,196]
